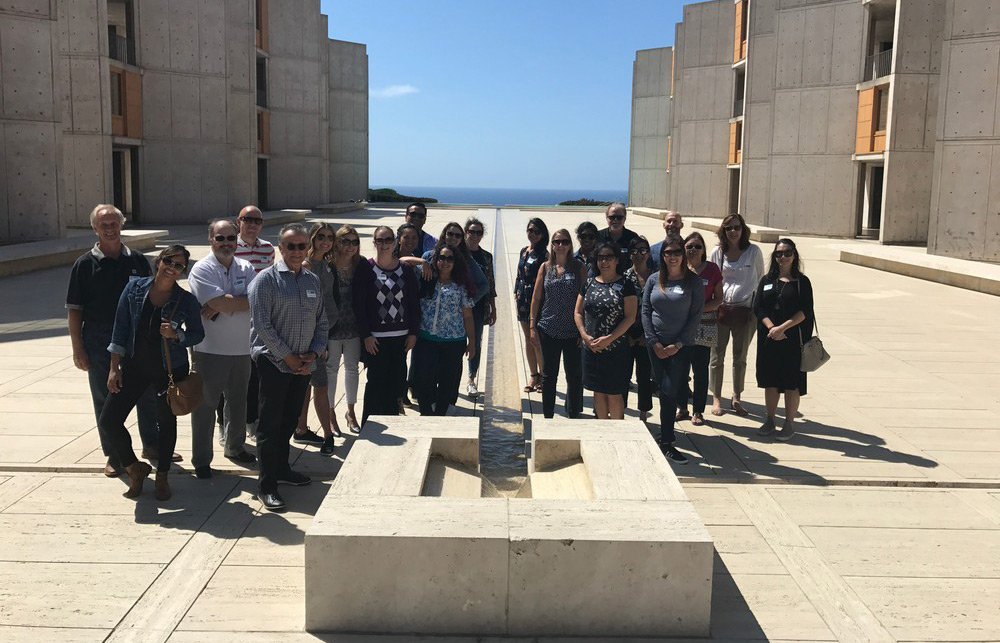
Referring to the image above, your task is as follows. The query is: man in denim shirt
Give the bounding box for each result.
[249,224,328,512]
[65,204,166,477]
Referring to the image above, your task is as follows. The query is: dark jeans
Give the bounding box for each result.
[98,355,185,473]
[623,341,653,413]
[413,337,466,416]
[649,345,691,446]
[680,345,711,414]
[256,357,311,494]
[246,358,260,423]
[362,335,408,426]
[84,323,158,459]
[468,302,486,379]
[537,329,583,419]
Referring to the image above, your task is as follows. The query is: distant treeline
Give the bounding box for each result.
[557,198,613,206]
[368,188,438,203]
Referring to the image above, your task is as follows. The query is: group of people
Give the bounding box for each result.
[515,204,816,464]
[66,202,495,511]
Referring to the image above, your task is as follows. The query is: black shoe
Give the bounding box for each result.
[292,428,324,445]
[260,492,286,512]
[320,436,336,456]
[661,444,689,465]
[226,450,258,464]
[195,466,213,479]
[277,470,312,486]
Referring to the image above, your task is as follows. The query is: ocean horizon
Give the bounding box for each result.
[376,185,628,207]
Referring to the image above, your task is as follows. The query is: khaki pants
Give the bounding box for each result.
[710,311,756,399]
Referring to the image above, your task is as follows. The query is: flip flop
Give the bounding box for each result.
[731,400,749,417]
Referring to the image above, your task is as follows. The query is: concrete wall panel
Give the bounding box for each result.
[890,75,931,151]
[819,157,854,236]
[199,1,226,75]
[941,41,1000,138]
[138,0,170,69]
[1,16,55,120]
[896,0,946,74]
[771,91,800,153]
[169,74,200,140]
[767,156,797,229]
[798,89,829,154]
[882,150,934,243]
[775,9,804,88]
[4,121,60,239]
[752,0,778,34]
[748,34,775,101]
[830,2,862,84]
[826,86,857,154]
[68,60,101,133]
[931,143,992,258]
[200,77,227,143]
[743,159,770,221]
[65,0,101,56]
[744,103,772,160]
[801,6,834,86]
[142,71,172,139]
[950,1,1000,38]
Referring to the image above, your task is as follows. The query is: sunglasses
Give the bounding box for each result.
[774,250,795,258]
[630,248,650,255]
[685,244,703,251]
[445,231,464,239]
[608,215,625,221]
[213,235,237,242]
[724,225,742,232]
[162,257,187,271]
[240,217,263,225]
[596,253,618,262]
[339,238,360,246]
[662,249,685,257]
[436,255,456,263]
[283,242,308,251]
[578,234,596,241]
[316,233,334,241]
[374,236,395,245]
[526,228,540,235]
[466,229,484,236]
[407,212,426,220]
[552,239,571,246]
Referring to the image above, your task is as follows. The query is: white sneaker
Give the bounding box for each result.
[466,381,480,398]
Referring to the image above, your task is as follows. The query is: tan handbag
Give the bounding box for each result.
[798,283,830,372]
[161,301,203,416]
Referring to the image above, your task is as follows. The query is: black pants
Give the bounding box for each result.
[413,337,465,416]
[256,357,311,494]
[623,341,653,413]
[99,355,186,473]
[361,335,408,426]
[537,329,583,419]
[649,345,691,446]
[246,358,260,423]
[680,345,711,414]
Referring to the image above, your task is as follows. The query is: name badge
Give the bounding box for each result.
[235,278,245,288]
[563,272,574,281]
[612,282,623,292]
[306,289,317,298]
[377,273,387,283]
[763,284,774,291]
[527,257,536,265]
[702,278,709,286]
[131,269,137,275]
[671,286,684,295]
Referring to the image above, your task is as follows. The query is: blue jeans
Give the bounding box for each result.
[648,345,691,446]
[84,323,158,461]
[467,302,486,379]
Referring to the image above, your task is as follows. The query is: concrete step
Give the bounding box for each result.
[839,244,1000,296]
[0,229,166,278]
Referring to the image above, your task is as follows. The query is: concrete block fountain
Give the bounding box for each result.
[305,416,714,637]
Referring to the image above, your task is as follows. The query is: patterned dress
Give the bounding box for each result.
[580,275,636,395]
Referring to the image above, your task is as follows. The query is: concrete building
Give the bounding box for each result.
[629,0,1000,262]
[0,0,368,244]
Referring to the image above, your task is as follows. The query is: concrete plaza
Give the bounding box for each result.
[1,207,999,641]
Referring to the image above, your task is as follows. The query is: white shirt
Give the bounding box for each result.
[188,253,257,355]
[710,243,764,307]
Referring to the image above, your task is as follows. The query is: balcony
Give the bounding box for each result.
[733,98,744,118]
[109,33,136,66]
[864,48,892,81]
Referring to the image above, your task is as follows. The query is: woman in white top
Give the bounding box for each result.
[708,213,764,417]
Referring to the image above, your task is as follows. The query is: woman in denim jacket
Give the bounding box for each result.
[100,245,204,501]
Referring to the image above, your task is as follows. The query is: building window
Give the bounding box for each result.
[666,135,672,172]
[110,71,123,116]
[256,57,267,108]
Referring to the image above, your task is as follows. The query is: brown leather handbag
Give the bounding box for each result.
[161,301,203,416]
[717,303,751,328]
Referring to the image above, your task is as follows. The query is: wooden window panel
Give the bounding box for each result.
[258,110,270,155]
[124,70,142,138]
[734,0,744,62]
[729,121,739,165]
[855,88,876,155]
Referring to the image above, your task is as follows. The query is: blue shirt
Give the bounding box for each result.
[108,277,204,371]
[419,281,474,341]
[249,260,329,373]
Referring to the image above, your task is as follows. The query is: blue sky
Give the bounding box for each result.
[321,0,684,191]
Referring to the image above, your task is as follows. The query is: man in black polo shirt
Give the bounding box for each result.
[66,204,164,477]
[598,202,640,270]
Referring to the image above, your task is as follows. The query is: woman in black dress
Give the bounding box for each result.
[515,218,549,392]
[754,238,814,442]
[575,241,637,420]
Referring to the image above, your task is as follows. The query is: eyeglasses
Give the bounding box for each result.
[662,249,685,257]
[685,244,703,251]
[339,238,360,246]
[436,255,456,263]
[724,225,742,232]
[240,217,263,225]
[596,253,618,262]
[406,212,426,220]
[445,231,464,239]
[283,242,308,251]
[552,239,571,246]
[578,234,596,241]
[316,233,334,241]
[213,235,237,242]
[161,257,187,271]
[630,248,649,255]
[608,215,625,222]
[374,236,395,245]
[466,229,484,236]
[774,250,795,258]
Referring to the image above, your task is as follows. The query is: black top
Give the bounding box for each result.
[753,275,815,342]
[66,245,152,325]
[469,248,497,301]
[580,276,637,350]
[133,298,165,365]
[597,226,640,270]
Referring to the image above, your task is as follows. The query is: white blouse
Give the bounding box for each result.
[710,243,764,307]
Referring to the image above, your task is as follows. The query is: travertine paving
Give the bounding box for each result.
[1,207,999,641]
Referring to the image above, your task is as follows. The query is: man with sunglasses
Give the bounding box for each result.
[650,211,684,271]
[598,203,640,269]
[248,224,329,512]
[187,220,258,478]
[233,205,273,437]
[405,202,437,256]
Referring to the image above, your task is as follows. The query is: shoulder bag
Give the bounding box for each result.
[797,282,830,372]
[162,299,203,416]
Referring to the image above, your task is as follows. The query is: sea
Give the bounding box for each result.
[380,185,627,207]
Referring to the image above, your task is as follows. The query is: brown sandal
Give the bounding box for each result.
[692,413,705,426]
[525,373,542,393]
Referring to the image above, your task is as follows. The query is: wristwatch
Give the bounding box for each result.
[674,342,684,349]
